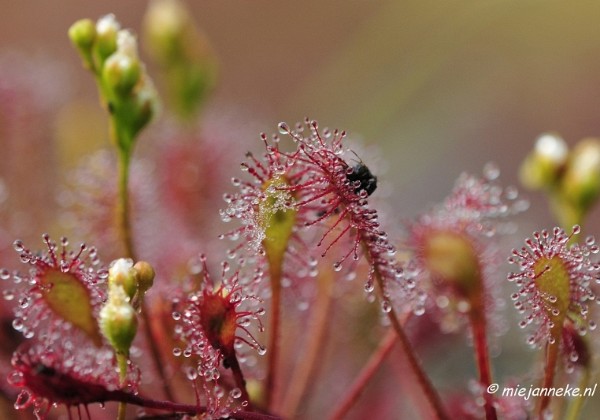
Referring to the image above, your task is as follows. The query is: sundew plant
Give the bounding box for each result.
[2,2,600,420]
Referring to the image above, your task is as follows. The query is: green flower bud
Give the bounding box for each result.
[68,19,96,67]
[142,0,217,119]
[102,53,141,97]
[520,133,568,190]
[562,138,600,211]
[143,0,189,61]
[130,79,160,136]
[108,258,138,299]
[100,285,138,355]
[94,14,120,64]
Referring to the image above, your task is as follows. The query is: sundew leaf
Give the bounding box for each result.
[41,269,103,347]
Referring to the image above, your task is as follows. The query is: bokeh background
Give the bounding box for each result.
[3,0,600,418]
[5,1,600,222]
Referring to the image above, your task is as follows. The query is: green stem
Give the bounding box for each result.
[117,352,129,420]
[117,149,136,260]
[114,137,174,402]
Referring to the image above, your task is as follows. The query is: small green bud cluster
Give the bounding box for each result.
[142,0,217,119]
[100,258,155,355]
[521,133,600,226]
[69,15,159,151]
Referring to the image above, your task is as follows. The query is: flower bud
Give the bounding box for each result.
[108,258,138,299]
[129,79,160,136]
[142,0,217,118]
[143,0,189,61]
[520,133,568,190]
[94,14,120,64]
[100,285,138,355]
[102,53,141,97]
[562,138,600,211]
[68,19,96,59]
[133,260,155,295]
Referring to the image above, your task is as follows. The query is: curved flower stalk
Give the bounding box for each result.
[508,226,600,415]
[174,255,265,419]
[2,235,140,417]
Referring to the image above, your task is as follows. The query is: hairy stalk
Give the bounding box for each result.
[329,329,396,420]
[264,263,282,410]
[281,268,335,417]
[228,355,253,410]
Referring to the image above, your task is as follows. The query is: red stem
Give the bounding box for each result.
[469,309,497,420]
[328,329,397,420]
[538,333,561,416]
[228,355,253,410]
[281,268,335,417]
[384,305,449,420]
[265,265,282,410]
[360,234,449,419]
[110,391,280,420]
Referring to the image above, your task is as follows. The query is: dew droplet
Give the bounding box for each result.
[14,390,31,409]
[381,300,392,313]
[278,122,290,134]
[483,162,500,180]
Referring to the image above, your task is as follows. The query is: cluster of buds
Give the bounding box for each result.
[143,0,218,119]
[100,258,155,356]
[520,133,600,227]
[69,14,159,152]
